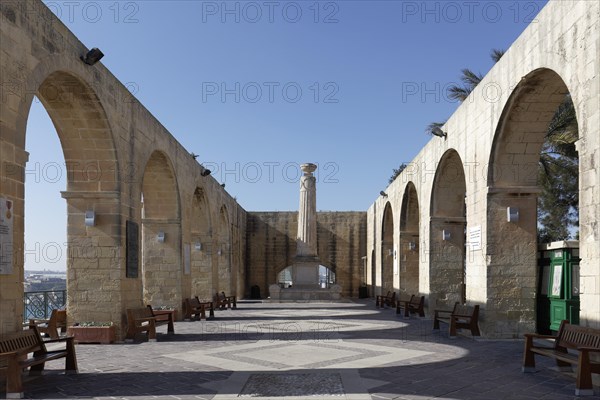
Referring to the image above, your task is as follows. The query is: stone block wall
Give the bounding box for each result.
[246,212,367,298]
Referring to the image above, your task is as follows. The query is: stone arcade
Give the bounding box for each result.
[0,0,598,339]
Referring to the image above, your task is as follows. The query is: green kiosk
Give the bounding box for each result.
[537,241,580,334]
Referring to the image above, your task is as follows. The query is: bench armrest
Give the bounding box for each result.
[434,309,452,314]
[28,318,50,325]
[0,351,18,358]
[44,336,74,345]
[524,333,557,340]
[577,347,600,352]
[134,317,156,324]
[452,313,474,318]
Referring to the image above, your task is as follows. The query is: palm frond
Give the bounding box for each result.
[490,49,505,63]
[447,85,471,102]
[460,69,483,88]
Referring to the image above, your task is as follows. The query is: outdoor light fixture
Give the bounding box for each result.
[81,47,104,65]
[194,241,202,251]
[157,231,165,243]
[217,249,222,256]
[380,191,388,197]
[442,230,451,241]
[408,242,417,251]
[201,169,211,176]
[431,127,447,139]
[84,210,95,227]
[507,207,519,222]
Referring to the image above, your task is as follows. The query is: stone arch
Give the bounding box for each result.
[141,150,182,308]
[10,68,121,330]
[216,205,232,294]
[381,202,395,295]
[486,68,579,335]
[190,188,213,299]
[429,149,467,309]
[399,182,420,295]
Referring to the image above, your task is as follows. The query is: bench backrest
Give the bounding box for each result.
[186,298,201,308]
[399,294,414,303]
[452,303,479,319]
[410,295,424,308]
[556,320,600,350]
[127,307,153,323]
[0,328,45,356]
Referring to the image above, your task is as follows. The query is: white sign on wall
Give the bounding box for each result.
[0,198,14,275]
[468,226,482,251]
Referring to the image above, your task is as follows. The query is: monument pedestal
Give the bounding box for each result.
[269,283,342,302]
[292,257,320,289]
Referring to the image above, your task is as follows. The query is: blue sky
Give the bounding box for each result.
[26,0,548,270]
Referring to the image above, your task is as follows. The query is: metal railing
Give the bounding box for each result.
[23,290,67,322]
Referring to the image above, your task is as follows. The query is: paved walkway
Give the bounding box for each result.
[8,300,596,399]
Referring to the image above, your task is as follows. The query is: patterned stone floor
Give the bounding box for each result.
[3,300,596,399]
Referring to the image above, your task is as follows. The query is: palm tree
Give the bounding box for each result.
[447,49,504,102]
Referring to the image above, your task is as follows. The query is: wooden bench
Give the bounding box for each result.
[126,306,174,342]
[375,291,396,308]
[183,297,214,320]
[28,309,67,340]
[433,302,480,338]
[214,292,237,310]
[523,320,600,396]
[396,295,425,318]
[0,327,77,398]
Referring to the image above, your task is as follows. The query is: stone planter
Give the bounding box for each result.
[67,325,116,344]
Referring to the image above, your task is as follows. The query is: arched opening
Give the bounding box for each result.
[190,188,212,300]
[430,150,466,309]
[381,202,394,295]
[19,71,120,328]
[216,206,232,295]
[487,68,580,336]
[399,182,420,295]
[141,151,181,309]
[277,264,335,288]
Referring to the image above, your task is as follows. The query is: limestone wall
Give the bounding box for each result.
[367,0,600,338]
[246,212,367,298]
[0,0,246,339]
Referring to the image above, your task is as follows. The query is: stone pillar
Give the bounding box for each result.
[293,163,319,288]
[296,163,317,257]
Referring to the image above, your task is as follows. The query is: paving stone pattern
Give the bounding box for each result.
[5,300,596,399]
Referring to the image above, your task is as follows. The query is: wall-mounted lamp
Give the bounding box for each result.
[442,230,451,241]
[408,242,417,251]
[194,241,202,251]
[84,210,95,227]
[201,169,211,176]
[507,207,519,222]
[217,249,222,256]
[380,191,388,197]
[157,231,165,243]
[81,47,104,65]
[432,127,447,139]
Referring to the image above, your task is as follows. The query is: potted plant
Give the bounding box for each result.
[67,322,116,344]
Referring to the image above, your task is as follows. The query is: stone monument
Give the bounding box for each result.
[269,163,342,301]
